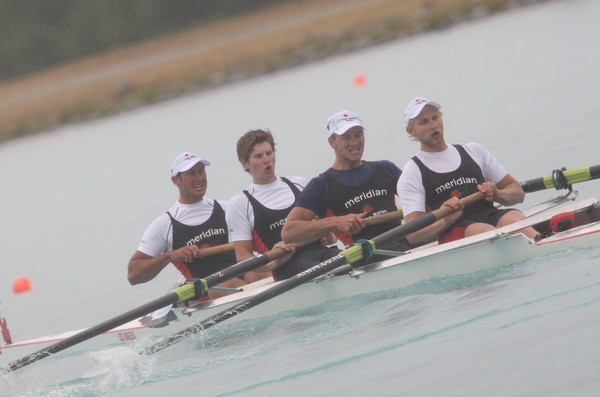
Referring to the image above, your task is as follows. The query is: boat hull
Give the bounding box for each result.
[2,197,600,365]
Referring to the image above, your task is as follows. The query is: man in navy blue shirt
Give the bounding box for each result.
[282,110,413,263]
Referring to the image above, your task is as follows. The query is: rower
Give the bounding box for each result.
[127,152,246,300]
[282,110,416,264]
[227,129,340,281]
[397,96,539,244]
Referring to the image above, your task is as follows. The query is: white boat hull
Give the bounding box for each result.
[2,196,600,365]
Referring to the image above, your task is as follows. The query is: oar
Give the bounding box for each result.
[4,248,289,372]
[521,165,600,193]
[3,210,401,372]
[142,192,483,355]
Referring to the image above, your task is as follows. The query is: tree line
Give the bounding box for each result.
[0,0,295,82]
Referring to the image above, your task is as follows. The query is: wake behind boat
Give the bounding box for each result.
[2,190,599,366]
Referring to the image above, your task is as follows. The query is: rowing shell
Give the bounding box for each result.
[2,194,600,363]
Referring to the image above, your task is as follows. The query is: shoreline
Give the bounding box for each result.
[0,0,550,143]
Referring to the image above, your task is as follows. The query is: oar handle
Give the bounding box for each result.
[365,208,403,225]
[521,165,600,193]
[198,243,234,257]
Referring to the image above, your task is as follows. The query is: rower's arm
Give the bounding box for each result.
[233,240,255,263]
[234,240,272,272]
[128,244,202,284]
[485,174,525,206]
[282,206,367,244]
[233,240,290,273]
[127,250,172,285]
[403,207,462,244]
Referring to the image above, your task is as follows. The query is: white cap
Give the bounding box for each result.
[326,110,364,136]
[404,97,441,125]
[170,152,210,176]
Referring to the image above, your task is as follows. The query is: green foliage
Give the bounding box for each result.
[0,0,295,82]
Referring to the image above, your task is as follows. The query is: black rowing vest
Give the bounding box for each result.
[168,200,235,279]
[324,161,398,245]
[243,177,300,253]
[412,144,494,216]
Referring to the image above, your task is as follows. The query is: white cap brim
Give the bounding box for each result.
[330,121,363,136]
[177,158,210,174]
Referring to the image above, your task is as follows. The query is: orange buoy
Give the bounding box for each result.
[352,73,366,86]
[12,276,32,294]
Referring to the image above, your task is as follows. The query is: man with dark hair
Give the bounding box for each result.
[128,152,245,299]
[227,129,339,281]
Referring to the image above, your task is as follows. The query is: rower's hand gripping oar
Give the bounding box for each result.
[142,192,483,355]
[3,209,403,372]
[521,165,600,193]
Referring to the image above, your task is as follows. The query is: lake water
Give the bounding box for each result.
[1,0,600,395]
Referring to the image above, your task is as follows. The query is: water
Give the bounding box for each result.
[1,0,600,395]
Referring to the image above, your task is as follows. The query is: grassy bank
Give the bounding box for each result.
[0,0,548,143]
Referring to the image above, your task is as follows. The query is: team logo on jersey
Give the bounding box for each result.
[434,177,479,195]
[186,228,227,246]
[344,188,388,209]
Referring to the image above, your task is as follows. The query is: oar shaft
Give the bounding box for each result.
[521,165,600,193]
[143,252,350,354]
[6,291,182,371]
[203,248,286,287]
[4,245,280,372]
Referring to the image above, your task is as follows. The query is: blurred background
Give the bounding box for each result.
[0,0,548,142]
